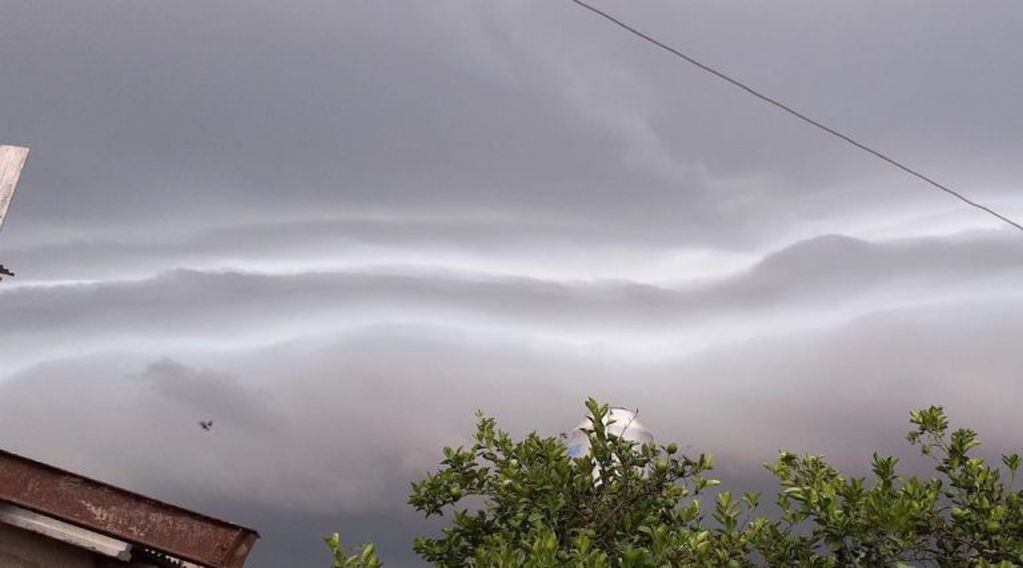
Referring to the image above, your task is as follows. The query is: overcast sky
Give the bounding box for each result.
[2,1,1022,565]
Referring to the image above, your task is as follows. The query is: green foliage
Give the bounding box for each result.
[325,533,382,568]
[329,400,1023,567]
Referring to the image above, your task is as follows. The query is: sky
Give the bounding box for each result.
[1,1,1022,565]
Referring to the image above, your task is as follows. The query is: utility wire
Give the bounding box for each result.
[568,0,1023,232]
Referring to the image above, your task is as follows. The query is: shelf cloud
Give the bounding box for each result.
[2,1,1022,565]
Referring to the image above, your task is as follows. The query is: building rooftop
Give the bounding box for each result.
[0,448,259,567]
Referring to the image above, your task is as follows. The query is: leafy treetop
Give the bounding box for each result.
[328,399,1023,567]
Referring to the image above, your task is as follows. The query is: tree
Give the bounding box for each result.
[329,400,1023,567]
[325,533,382,568]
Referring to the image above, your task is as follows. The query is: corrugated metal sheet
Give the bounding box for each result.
[0,145,29,229]
[0,449,258,567]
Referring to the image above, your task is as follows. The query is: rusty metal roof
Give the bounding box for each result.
[0,448,258,568]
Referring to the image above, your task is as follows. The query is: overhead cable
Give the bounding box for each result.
[569,0,1023,232]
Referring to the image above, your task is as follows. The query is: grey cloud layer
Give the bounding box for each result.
[3,227,1022,566]
[2,233,1021,373]
[1,216,743,281]
[7,295,1021,480]
[3,1,1021,244]
[2,295,1022,566]
[3,1,1023,566]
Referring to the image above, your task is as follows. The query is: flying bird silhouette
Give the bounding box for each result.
[199,421,213,431]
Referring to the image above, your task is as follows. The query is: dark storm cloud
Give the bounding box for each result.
[3,1,1020,246]
[1,1,656,234]
[2,296,1022,565]
[5,300,1021,504]
[4,211,1017,283]
[133,358,277,431]
[0,215,726,281]
[1,233,1020,355]
[3,1,1022,566]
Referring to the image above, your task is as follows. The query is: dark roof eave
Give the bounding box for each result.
[0,448,258,568]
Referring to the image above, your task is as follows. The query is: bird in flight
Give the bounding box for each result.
[199,421,213,431]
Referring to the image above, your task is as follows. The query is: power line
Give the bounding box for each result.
[568,0,1023,233]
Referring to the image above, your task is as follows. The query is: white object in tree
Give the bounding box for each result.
[565,407,654,459]
[0,145,30,230]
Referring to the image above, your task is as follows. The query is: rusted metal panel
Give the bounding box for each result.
[0,145,30,229]
[0,449,258,567]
